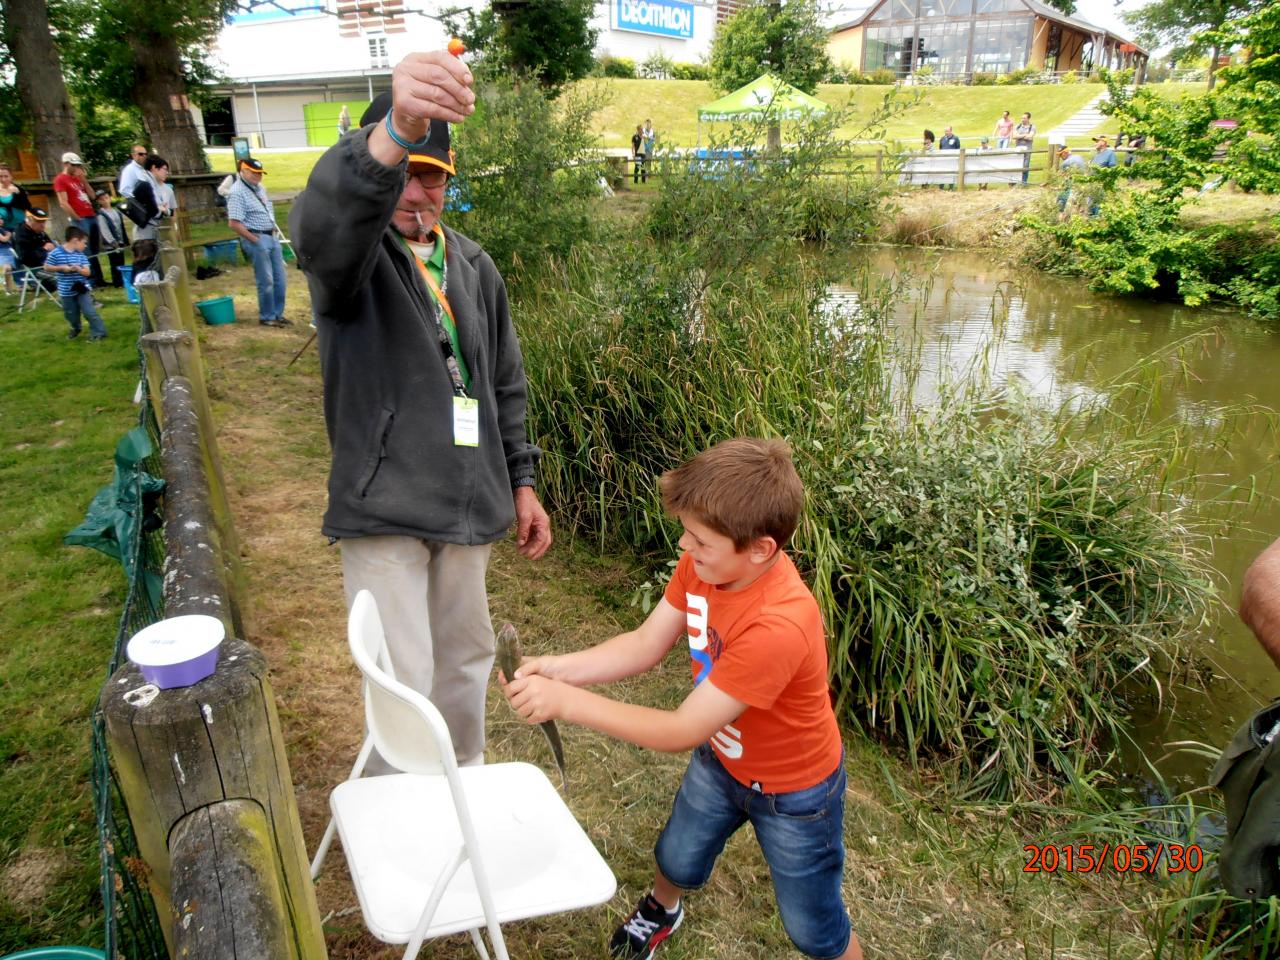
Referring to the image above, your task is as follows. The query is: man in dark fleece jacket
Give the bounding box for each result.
[290,51,551,768]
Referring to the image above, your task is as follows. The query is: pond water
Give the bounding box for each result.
[838,246,1280,789]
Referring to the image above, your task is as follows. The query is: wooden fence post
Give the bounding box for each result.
[140,331,246,636]
[957,148,967,190]
[158,245,199,333]
[100,377,325,960]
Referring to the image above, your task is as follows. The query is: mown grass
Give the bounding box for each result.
[0,287,148,951]
[209,81,1208,197]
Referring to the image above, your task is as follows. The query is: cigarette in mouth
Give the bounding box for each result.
[414,211,427,239]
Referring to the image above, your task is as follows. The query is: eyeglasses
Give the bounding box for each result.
[409,169,448,189]
[133,151,147,158]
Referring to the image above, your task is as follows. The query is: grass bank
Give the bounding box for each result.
[216,81,1207,195]
[0,288,155,950]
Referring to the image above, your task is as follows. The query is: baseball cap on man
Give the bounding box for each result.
[28,207,49,220]
[361,91,457,176]
[62,152,84,166]
[239,157,267,174]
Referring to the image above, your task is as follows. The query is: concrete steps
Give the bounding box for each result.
[1046,92,1110,145]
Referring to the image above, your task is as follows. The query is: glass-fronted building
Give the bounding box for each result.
[828,0,1147,82]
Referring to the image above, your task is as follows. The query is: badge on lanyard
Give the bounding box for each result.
[453,396,479,447]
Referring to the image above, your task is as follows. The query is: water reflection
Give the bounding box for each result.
[835,246,1280,787]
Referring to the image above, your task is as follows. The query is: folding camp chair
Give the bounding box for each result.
[312,591,616,960]
[14,266,57,311]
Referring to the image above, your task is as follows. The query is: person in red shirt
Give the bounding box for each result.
[53,152,103,287]
[504,438,860,960]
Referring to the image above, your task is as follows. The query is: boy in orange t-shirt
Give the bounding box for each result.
[504,438,861,960]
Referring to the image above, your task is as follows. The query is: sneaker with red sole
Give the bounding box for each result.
[609,893,684,960]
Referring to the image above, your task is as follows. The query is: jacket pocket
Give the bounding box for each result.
[355,407,395,499]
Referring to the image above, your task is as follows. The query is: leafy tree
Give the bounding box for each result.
[708,0,831,95]
[448,0,597,94]
[62,0,234,173]
[0,0,81,177]
[1043,0,1076,17]
[1122,0,1263,89]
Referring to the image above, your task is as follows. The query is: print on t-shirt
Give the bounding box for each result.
[685,589,740,759]
[686,593,712,684]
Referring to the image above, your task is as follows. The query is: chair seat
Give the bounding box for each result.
[332,761,616,944]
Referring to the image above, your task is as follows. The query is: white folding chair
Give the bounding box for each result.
[314,590,616,960]
[15,267,56,311]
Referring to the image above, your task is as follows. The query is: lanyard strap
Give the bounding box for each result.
[404,226,470,397]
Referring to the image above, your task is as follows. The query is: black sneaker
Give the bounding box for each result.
[67,329,81,340]
[610,894,683,960]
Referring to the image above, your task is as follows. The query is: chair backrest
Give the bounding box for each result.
[348,590,456,776]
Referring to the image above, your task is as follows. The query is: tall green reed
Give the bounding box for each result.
[506,102,1224,802]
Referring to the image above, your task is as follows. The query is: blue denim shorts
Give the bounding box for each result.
[654,744,851,959]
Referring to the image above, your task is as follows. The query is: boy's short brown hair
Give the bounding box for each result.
[659,438,804,550]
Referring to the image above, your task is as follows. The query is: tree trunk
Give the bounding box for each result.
[2,0,80,179]
[1206,42,1219,91]
[126,31,209,174]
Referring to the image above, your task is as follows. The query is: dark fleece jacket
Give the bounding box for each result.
[290,125,539,545]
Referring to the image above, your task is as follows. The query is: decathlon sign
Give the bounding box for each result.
[615,0,695,38]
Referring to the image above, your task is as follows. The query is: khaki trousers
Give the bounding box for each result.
[341,535,495,771]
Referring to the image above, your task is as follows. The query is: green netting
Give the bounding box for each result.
[80,351,169,960]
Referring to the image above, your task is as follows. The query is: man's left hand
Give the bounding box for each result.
[514,485,551,560]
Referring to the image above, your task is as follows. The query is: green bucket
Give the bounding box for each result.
[196,296,236,326]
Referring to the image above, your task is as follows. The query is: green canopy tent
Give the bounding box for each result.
[696,73,828,146]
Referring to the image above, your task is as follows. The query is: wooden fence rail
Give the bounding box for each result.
[598,142,1120,189]
[100,230,326,959]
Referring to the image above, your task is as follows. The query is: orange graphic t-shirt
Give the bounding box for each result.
[664,551,842,793]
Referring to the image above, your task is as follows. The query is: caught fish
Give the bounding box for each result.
[496,622,567,789]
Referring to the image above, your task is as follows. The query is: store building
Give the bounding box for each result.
[207,0,740,148]
[827,0,1147,82]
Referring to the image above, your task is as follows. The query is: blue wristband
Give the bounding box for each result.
[384,110,431,150]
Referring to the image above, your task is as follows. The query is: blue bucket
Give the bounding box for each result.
[203,239,239,266]
[119,265,139,304]
[196,296,236,326]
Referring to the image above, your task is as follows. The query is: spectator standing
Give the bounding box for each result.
[45,225,107,340]
[154,160,177,218]
[1056,146,1088,213]
[642,118,655,155]
[1092,137,1119,168]
[53,152,104,287]
[118,144,148,198]
[631,124,647,184]
[921,128,935,150]
[94,189,128,287]
[337,104,351,138]
[0,163,31,294]
[227,157,289,327]
[129,156,167,241]
[994,110,1014,148]
[938,126,960,189]
[1125,132,1146,167]
[1013,112,1036,184]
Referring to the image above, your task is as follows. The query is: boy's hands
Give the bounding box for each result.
[503,674,573,725]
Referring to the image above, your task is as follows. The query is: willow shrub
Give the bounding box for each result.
[508,106,1215,802]
[450,75,604,279]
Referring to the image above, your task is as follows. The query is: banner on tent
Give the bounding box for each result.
[614,0,694,38]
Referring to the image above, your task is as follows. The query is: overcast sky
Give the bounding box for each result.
[1073,0,1149,37]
